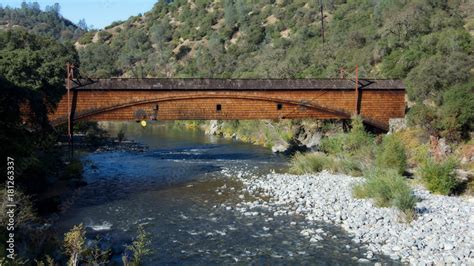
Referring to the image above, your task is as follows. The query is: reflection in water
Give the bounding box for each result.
[54,122,396,265]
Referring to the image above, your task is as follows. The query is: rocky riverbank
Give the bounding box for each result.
[203,119,336,154]
[224,170,473,265]
[93,140,149,153]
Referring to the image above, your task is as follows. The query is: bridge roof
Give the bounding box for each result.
[71,78,405,91]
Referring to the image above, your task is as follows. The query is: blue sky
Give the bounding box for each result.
[1,0,157,29]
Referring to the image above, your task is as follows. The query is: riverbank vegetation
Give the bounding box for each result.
[418,157,459,195]
[30,223,151,265]
[123,225,153,266]
[209,120,295,148]
[287,115,468,220]
[353,169,418,222]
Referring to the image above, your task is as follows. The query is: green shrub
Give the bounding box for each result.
[351,143,376,172]
[321,117,373,157]
[289,152,332,174]
[123,225,152,266]
[77,31,96,45]
[406,80,474,141]
[320,133,345,155]
[276,127,293,142]
[418,158,459,195]
[376,134,407,174]
[439,82,474,141]
[105,20,124,29]
[97,31,113,43]
[338,158,364,177]
[353,169,417,221]
[289,151,364,176]
[64,224,86,266]
[344,116,373,155]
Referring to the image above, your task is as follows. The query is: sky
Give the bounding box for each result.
[1,0,157,29]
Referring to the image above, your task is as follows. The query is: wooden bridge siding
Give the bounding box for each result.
[49,89,405,125]
[358,90,405,122]
[75,98,336,121]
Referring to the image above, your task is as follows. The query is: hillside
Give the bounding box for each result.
[0,2,85,42]
[78,0,472,81]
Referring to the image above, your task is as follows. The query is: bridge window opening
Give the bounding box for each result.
[277,103,283,110]
[153,104,159,111]
[216,104,222,112]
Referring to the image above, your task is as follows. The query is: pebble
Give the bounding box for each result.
[228,170,473,264]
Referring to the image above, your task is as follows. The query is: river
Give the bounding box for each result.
[53,122,396,265]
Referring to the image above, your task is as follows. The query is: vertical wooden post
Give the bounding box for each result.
[354,64,360,115]
[66,63,74,159]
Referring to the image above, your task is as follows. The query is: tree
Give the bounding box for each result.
[150,18,172,44]
[78,18,88,31]
[439,82,474,140]
[0,29,78,108]
[0,29,78,185]
[0,4,84,42]
[149,18,173,76]
[405,53,473,102]
[79,43,117,78]
[45,3,60,15]
[64,224,86,266]
[123,225,152,266]
[223,0,237,30]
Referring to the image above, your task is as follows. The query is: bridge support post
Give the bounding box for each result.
[66,63,74,160]
[354,65,360,116]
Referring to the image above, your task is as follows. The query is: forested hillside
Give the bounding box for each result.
[0,2,85,42]
[0,29,78,182]
[78,0,473,141]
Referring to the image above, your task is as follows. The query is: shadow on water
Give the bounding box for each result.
[53,122,400,265]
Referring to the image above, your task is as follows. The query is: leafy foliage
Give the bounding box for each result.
[289,152,363,177]
[78,43,118,78]
[344,116,373,155]
[320,133,345,155]
[353,168,417,221]
[376,134,407,174]
[84,237,111,265]
[0,29,78,107]
[320,116,374,160]
[0,29,78,186]
[289,152,332,174]
[64,224,86,266]
[408,79,474,141]
[419,157,459,195]
[123,225,152,266]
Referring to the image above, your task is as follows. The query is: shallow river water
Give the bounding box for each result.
[54,122,397,265]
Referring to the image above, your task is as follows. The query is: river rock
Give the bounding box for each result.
[206,120,221,135]
[271,139,290,153]
[231,170,474,264]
